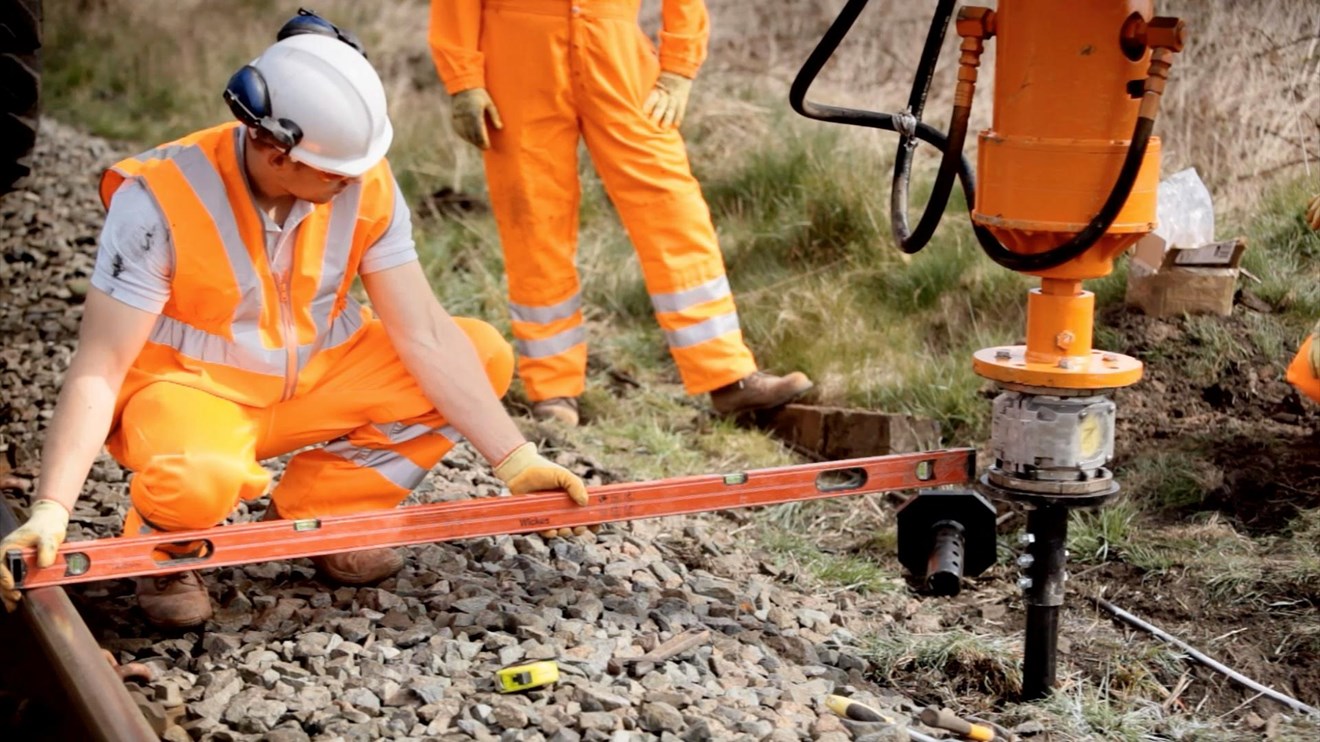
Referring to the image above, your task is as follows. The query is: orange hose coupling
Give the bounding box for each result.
[954,7,995,108]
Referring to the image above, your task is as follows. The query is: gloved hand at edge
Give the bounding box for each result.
[451,87,503,150]
[1,500,71,611]
[495,441,589,505]
[495,442,594,539]
[642,71,693,129]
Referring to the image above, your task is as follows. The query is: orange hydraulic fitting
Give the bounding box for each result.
[952,9,993,109]
[954,6,996,39]
[1121,14,1187,57]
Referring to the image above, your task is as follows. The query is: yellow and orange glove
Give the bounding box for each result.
[451,87,503,150]
[495,442,592,539]
[0,500,70,611]
[1306,193,1320,232]
[642,71,693,129]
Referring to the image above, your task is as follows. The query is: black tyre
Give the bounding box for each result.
[0,0,41,194]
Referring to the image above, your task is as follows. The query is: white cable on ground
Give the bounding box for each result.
[1095,597,1320,718]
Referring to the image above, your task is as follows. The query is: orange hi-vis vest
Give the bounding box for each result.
[99,123,396,410]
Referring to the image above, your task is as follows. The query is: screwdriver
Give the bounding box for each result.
[824,695,942,742]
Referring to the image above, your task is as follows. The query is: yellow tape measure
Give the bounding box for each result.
[496,660,560,693]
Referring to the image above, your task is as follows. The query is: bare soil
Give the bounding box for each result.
[1047,303,1320,716]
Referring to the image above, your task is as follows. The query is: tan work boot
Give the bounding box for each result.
[710,371,814,415]
[136,571,212,629]
[312,550,405,585]
[531,397,580,426]
[262,503,404,585]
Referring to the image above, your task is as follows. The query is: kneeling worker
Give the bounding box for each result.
[0,10,588,628]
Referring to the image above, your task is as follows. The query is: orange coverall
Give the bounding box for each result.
[101,124,514,534]
[429,0,758,401]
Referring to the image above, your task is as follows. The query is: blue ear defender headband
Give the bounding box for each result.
[221,8,367,153]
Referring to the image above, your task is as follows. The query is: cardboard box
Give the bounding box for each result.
[1124,236,1247,317]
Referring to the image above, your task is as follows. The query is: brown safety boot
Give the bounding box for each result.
[312,549,405,585]
[262,502,403,585]
[136,571,213,629]
[710,370,814,415]
[531,397,580,426]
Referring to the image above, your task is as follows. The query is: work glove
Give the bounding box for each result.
[495,442,594,539]
[642,71,693,129]
[451,88,503,150]
[0,500,70,611]
[1307,193,1320,232]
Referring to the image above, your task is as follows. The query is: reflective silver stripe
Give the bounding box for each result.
[650,275,731,314]
[372,422,462,445]
[509,292,582,324]
[516,325,586,359]
[375,422,429,443]
[323,439,428,490]
[148,314,284,374]
[665,311,741,349]
[309,183,361,342]
[130,143,193,164]
[296,297,365,369]
[172,145,265,337]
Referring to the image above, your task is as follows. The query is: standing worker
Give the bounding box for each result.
[429,0,813,427]
[0,10,589,629]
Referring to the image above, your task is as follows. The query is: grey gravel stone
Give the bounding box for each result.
[343,687,382,712]
[640,701,685,734]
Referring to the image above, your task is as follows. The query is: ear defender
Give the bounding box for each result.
[276,8,367,58]
[222,65,303,153]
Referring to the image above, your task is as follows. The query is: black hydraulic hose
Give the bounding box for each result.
[788,0,975,255]
[899,100,974,253]
[891,0,958,253]
[900,0,955,127]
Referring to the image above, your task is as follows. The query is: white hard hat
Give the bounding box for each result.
[251,34,393,177]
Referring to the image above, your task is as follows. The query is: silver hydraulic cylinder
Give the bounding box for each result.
[984,391,1117,500]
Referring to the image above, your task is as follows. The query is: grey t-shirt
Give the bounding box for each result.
[92,176,418,314]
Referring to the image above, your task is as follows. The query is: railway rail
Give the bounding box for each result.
[0,501,155,741]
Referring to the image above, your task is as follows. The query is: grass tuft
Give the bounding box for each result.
[864,629,1023,701]
[760,528,902,595]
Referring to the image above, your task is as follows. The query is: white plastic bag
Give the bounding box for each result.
[1152,167,1214,248]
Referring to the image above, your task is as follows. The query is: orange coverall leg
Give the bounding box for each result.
[478,3,758,400]
[111,318,514,534]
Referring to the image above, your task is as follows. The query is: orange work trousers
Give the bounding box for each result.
[108,318,514,534]
[479,1,757,400]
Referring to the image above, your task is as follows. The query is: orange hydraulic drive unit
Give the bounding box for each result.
[970,1,1181,389]
[791,0,1184,700]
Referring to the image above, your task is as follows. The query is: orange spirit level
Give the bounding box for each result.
[5,449,974,589]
